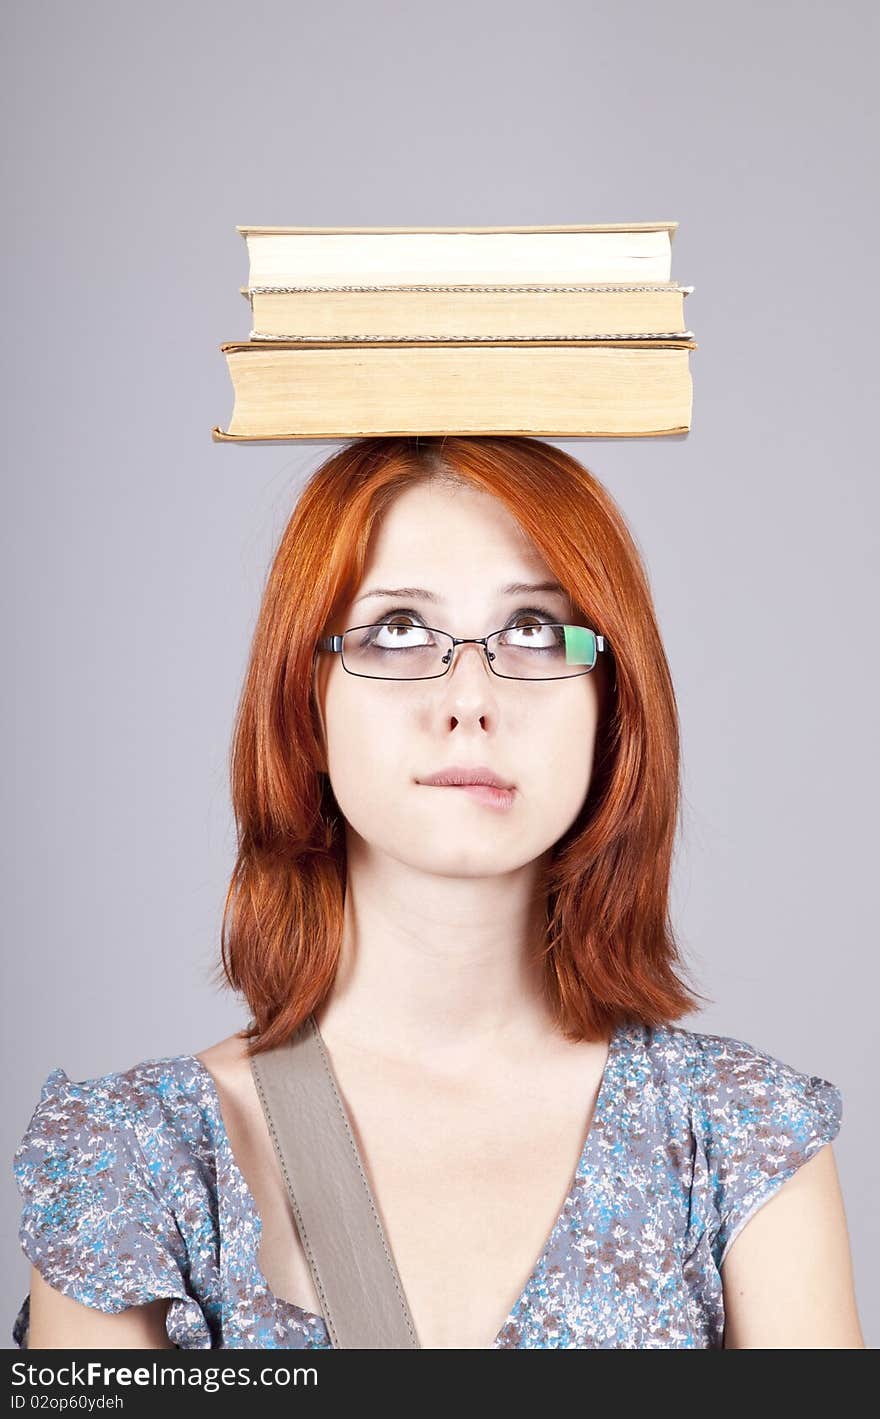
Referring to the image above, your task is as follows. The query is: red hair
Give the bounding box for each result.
[215,437,709,1053]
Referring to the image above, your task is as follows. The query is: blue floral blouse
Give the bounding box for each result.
[11,1022,842,1349]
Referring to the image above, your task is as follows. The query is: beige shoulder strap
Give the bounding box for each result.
[250,1014,421,1348]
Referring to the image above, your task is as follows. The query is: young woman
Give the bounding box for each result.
[13,437,865,1349]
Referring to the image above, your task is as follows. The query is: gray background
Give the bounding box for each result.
[3,0,877,1346]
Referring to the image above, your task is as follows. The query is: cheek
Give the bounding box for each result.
[534,684,601,820]
[322,681,402,815]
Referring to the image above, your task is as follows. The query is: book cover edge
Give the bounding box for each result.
[236,222,680,237]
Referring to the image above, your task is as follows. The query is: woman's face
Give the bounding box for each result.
[313,478,603,878]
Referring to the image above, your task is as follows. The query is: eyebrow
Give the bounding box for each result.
[354,580,568,604]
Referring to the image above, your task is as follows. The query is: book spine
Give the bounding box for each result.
[245,283,690,293]
[212,425,691,442]
[249,332,695,342]
[237,223,680,235]
[219,338,697,352]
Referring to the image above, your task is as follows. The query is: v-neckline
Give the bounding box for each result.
[187,1021,625,1349]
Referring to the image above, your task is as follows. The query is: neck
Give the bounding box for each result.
[314,829,558,1073]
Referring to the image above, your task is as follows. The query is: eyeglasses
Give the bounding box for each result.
[316,622,608,681]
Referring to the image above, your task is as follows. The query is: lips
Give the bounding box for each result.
[415,765,517,812]
[416,765,515,790]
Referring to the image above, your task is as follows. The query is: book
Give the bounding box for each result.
[242,282,693,343]
[212,337,695,441]
[237,223,679,288]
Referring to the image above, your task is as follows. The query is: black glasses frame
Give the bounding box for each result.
[316,623,608,682]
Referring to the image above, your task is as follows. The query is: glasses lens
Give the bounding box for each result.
[488,624,597,679]
[341,623,452,679]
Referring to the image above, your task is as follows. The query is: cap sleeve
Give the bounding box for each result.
[693,1032,843,1271]
[12,1067,212,1349]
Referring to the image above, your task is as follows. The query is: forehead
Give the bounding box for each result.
[362,479,550,579]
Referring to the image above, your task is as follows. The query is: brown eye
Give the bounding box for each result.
[509,615,550,637]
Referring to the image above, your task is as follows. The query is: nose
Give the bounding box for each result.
[442,638,494,674]
[434,638,502,732]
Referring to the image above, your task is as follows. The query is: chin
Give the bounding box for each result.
[389,842,536,878]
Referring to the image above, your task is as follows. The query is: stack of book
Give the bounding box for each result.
[212,223,696,441]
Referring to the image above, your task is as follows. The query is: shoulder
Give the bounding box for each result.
[12,1047,231,1257]
[635,1021,843,1271]
[193,1031,253,1102]
[669,1022,842,1157]
[15,1051,219,1173]
[629,1019,842,1134]
[12,1051,228,1350]
[660,1028,861,1346]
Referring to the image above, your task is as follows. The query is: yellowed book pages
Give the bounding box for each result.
[244,284,691,341]
[238,223,679,287]
[213,339,695,440]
